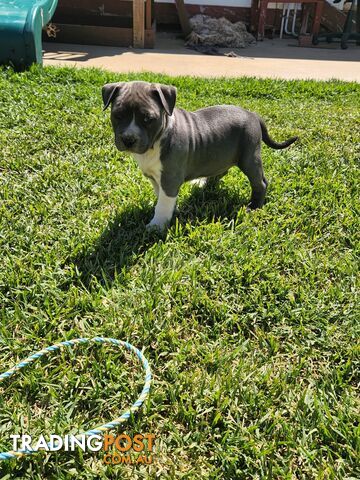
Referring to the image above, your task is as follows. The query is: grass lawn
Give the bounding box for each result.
[0,66,359,479]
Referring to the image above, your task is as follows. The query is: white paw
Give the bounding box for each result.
[146,218,168,230]
[190,177,208,188]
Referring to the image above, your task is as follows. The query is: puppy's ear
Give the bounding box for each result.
[102,82,124,111]
[153,84,177,116]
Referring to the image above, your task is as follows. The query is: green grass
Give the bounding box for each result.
[0,65,359,479]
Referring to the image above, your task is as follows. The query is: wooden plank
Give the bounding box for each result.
[144,23,155,47]
[133,0,145,48]
[44,21,155,48]
[312,0,325,35]
[174,0,192,37]
[46,24,133,47]
[250,0,259,33]
[321,1,346,32]
[52,3,251,30]
[145,0,152,30]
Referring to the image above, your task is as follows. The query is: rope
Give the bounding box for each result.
[0,337,152,461]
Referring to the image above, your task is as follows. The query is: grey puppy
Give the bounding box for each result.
[102,81,297,228]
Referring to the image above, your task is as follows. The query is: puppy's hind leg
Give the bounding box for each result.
[190,177,208,188]
[206,172,227,189]
[238,146,268,210]
[191,172,227,189]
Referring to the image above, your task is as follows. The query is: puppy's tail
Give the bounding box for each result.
[259,117,298,150]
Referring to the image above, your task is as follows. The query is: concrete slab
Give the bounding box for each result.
[43,34,360,82]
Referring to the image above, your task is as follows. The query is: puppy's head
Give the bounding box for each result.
[102,81,177,154]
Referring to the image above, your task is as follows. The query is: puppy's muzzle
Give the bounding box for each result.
[121,134,137,149]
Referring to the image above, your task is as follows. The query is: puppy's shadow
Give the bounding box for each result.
[74,181,247,288]
[73,204,162,287]
[177,180,248,225]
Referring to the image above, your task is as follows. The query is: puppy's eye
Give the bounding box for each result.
[112,111,123,120]
[143,115,154,124]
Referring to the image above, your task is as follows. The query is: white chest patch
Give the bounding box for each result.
[132,141,162,183]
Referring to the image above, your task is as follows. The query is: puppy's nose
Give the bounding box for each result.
[122,134,137,148]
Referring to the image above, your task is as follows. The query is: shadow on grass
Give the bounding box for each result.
[73,204,160,287]
[74,181,247,287]
[177,179,248,226]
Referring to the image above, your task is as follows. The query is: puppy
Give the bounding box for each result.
[102,81,297,228]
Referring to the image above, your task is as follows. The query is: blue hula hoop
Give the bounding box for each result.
[0,337,152,461]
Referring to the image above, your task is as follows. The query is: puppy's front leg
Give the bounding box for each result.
[147,187,177,229]
[149,178,159,198]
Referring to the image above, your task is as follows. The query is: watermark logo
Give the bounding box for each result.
[103,434,155,465]
[10,433,155,464]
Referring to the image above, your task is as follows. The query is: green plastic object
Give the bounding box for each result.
[0,0,58,69]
